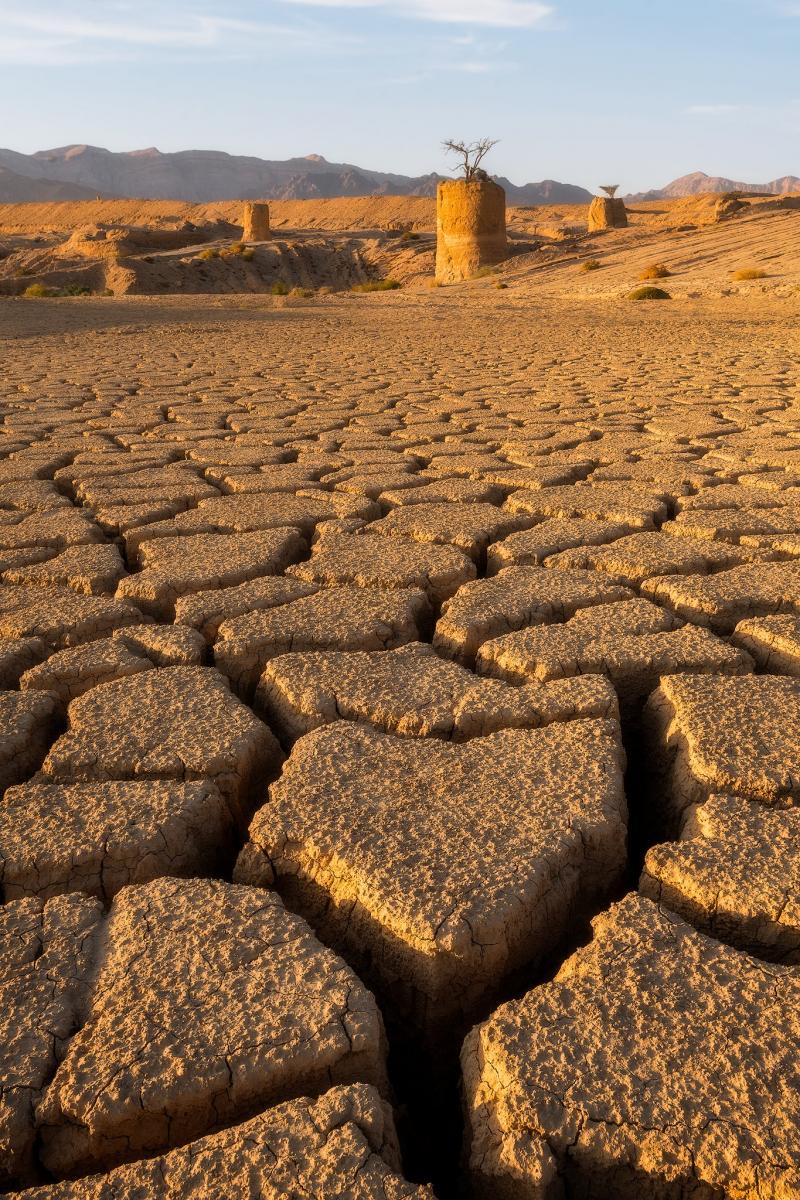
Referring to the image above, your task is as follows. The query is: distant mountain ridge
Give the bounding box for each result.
[0,144,592,206]
[626,171,800,202]
[1,148,796,207]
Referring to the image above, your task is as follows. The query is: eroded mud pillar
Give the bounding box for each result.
[588,195,628,231]
[435,179,507,283]
[241,201,271,242]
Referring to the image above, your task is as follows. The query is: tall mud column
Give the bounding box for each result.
[435,179,507,283]
[241,201,271,242]
[587,195,628,231]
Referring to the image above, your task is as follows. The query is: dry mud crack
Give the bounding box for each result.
[0,290,799,1198]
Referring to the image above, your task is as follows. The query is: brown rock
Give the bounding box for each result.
[2,544,127,596]
[0,510,104,552]
[731,613,800,675]
[641,794,800,961]
[0,779,232,902]
[486,518,637,571]
[214,586,429,697]
[546,531,771,587]
[0,893,102,1187]
[370,502,531,564]
[117,528,305,619]
[462,892,800,1199]
[40,666,280,824]
[21,1086,433,1199]
[37,878,388,1176]
[504,483,668,529]
[124,491,377,554]
[0,690,58,795]
[0,636,47,687]
[435,178,507,284]
[257,641,618,743]
[477,597,752,708]
[173,575,316,642]
[235,719,626,1039]
[643,673,800,828]
[287,532,475,604]
[641,561,800,632]
[433,566,633,664]
[0,585,145,650]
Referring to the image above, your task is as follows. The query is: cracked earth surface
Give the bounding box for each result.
[0,289,799,1198]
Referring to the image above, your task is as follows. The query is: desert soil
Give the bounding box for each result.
[1,214,800,1198]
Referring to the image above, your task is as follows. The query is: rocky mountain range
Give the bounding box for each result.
[0,145,592,205]
[626,170,800,202]
[0,147,796,207]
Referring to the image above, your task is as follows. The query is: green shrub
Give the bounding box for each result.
[199,248,220,261]
[270,280,290,295]
[23,283,52,298]
[732,268,766,281]
[627,285,671,301]
[290,287,314,298]
[351,279,401,293]
[228,242,245,255]
[241,248,255,262]
[59,282,90,296]
[639,262,671,280]
[580,259,602,272]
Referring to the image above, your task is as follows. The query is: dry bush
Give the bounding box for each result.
[270,280,290,295]
[352,279,401,293]
[627,285,671,301]
[733,268,767,280]
[640,263,671,280]
[580,259,602,273]
[199,248,220,261]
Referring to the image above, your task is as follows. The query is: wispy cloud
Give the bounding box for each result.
[279,0,554,28]
[0,1,351,65]
[685,103,744,115]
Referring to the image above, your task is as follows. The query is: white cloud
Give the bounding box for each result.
[279,0,554,27]
[0,1,351,64]
[685,104,743,115]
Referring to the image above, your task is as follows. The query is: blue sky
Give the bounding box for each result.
[1,0,797,190]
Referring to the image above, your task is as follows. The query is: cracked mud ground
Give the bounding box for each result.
[0,288,799,1199]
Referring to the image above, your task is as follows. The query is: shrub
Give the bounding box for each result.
[473,265,498,279]
[290,287,314,298]
[241,248,255,262]
[401,231,420,242]
[199,248,220,261]
[732,268,767,280]
[228,242,245,255]
[23,283,52,298]
[627,285,671,301]
[270,280,290,295]
[59,282,90,296]
[580,259,602,272]
[495,281,509,289]
[639,263,671,280]
[351,279,401,293]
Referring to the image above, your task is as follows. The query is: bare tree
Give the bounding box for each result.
[442,138,499,182]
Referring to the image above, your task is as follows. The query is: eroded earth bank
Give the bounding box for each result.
[1,288,799,1198]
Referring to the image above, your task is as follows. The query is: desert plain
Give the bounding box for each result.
[0,190,800,1199]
